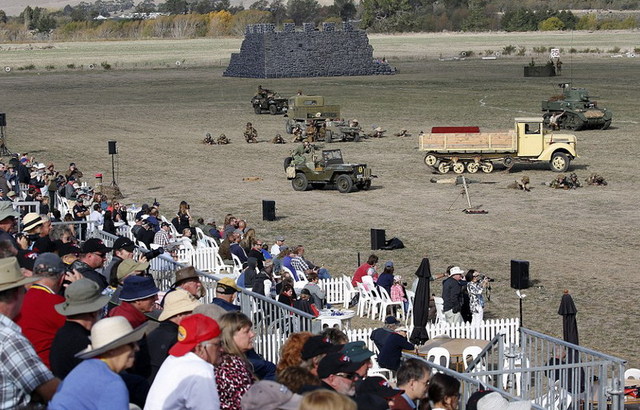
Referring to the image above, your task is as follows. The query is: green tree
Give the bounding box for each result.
[287,0,320,24]
[159,0,188,14]
[269,0,287,25]
[135,0,157,13]
[576,14,598,30]
[500,8,537,31]
[333,0,357,21]
[539,16,564,31]
[250,0,269,9]
[361,0,411,29]
[461,0,489,31]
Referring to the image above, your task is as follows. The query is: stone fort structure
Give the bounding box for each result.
[223,22,395,78]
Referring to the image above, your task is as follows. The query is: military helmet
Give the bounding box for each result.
[521,176,530,183]
[246,122,252,126]
[569,172,577,179]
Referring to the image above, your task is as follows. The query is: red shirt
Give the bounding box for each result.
[109,301,148,328]
[15,284,65,368]
[352,263,376,287]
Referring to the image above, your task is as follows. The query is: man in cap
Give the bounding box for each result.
[270,236,285,257]
[316,352,361,396]
[135,203,150,221]
[342,341,374,378]
[300,335,341,377]
[101,236,142,281]
[109,275,159,328]
[0,201,21,252]
[71,238,112,290]
[442,266,465,324]
[241,380,302,410]
[377,326,414,372]
[0,257,60,407]
[212,277,241,311]
[147,289,201,383]
[15,253,68,368]
[64,162,83,182]
[153,221,172,247]
[394,358,432,409]
[49,278,110,379]
[370,315,401,352]
[145,314,223,409]
[355,376,404,408]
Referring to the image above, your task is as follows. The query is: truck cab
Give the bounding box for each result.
[515,117,577,172]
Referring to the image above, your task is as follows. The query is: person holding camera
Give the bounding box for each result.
[466,270,490,326]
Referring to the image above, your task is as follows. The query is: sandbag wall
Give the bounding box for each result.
[223,22,395,78]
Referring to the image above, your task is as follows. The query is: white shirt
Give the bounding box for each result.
[145,352,220,410]
[89,210,104,225]
[270,243,282,257]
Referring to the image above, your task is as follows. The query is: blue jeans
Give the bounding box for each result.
[317,268,330,280]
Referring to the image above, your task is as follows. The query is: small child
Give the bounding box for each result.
[390,275,409,313]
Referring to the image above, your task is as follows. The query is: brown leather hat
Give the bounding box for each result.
[173,266,200,286]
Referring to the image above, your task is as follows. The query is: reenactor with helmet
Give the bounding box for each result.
[369,126,386,138]
[217,134,229,145]
[291,125,303,142]
[567,172,581,189]
[586,173,607,186]
[508,176,531,192]
[291,141,312,165]
[271,134,286,144]
[548,174,570,189]
[244,122,258,143]
[304,120,317,143]
[394,129,411,137]
[203,132,216,145]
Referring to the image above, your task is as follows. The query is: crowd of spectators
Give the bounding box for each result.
[0,154,532,410]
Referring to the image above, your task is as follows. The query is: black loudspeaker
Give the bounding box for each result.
[510,259,530,290]
[371,229,386,250]
[262,200,276,221]
[108,140,117,155]
[0,113,6,127]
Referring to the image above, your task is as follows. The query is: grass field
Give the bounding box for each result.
[1,31,639,366]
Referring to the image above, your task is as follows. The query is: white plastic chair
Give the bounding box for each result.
[369,355,393,380]
[405,290,415,324]
[342,275,358,309]
[357,283,379,319]
[425,347,450,372]
[462,345,483,371]
[361,275,375,291]
[295,270,308,282]
[280,266,294,279]
[433,296,446,325]
[540,380,572,410]
[626,368,640,379]
[231,254,243,276]
[502,356,530,396]
[377,286,404,321]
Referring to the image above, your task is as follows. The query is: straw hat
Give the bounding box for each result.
[55,278,110,316]
[0,257,38,292]
[75,316,147,359]
[22,213,43,231]
[116,259,150,282]
[158,289,201,321]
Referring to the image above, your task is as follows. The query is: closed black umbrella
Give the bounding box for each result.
[409,257,432,345]
[558,290,579,345]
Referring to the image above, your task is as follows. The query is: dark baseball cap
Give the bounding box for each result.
[80,238,112,254]
[317,352,361,379]
[113,237,135,252]
[301,335,341,360]
[341,341,374,363]
[384,315,401,325]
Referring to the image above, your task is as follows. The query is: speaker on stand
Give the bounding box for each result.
[262,200,276,221]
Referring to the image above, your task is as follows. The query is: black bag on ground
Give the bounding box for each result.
[382,237,404,250]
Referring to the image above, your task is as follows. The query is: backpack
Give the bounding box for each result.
[382,237,405,250]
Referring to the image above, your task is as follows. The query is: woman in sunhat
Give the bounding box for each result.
[48,316,147,409]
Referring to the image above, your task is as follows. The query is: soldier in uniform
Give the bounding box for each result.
[586,173,607,186]
[291,125,303,142]
[548,174,569,189]
[567,172,581,189]
[203,132,216,145]
[549,111,565,130]
[394,129,411,137]
[317,122,327,142]
[304,121,317,143]
[271,134,286,144]
[507,176,531,192]
[244,122,258,143]
[369,126,386,138]
[217,134,229,144]
[349,119,360,129]
[291,141,312,165]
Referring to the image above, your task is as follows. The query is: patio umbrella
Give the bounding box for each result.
[558,290,579,345]
[409,257,432,345]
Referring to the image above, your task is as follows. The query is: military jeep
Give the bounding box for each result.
[251,93,288,115]
[284,149,374,193]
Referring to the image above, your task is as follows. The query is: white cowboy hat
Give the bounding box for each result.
[76,316,147,359]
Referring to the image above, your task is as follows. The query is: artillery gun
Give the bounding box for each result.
[541,83,612,131]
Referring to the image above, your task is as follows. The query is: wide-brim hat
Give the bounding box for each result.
[76,316,147,359]
[55,278,110,316]
[0,257,39,292]
[475,392,532,410]
[117,259,150,281]
[374,127,384,132]
[216,277,240,294]
[449,266,465,276]
[158,289,201,321]
[119,275,159,302]
[241,381,303,410]
[173,266,200,286]
[24,213,44,231]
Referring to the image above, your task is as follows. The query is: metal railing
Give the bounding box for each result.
[457,328,627,409]
[90,228,319,362]
[51,220,98,242]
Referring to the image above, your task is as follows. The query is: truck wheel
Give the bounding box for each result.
[550,152,570,172]
[269,104,278,115]
[254,106,262,114]
[466,162,479,173]
[480,161,494,173]
[437,161,451,174]
[336,175,353,193]
[602,120,611,130]
[452,162,465,174]
[292,173,309,191]
[424,153,437,167]
[563,113,583,131]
